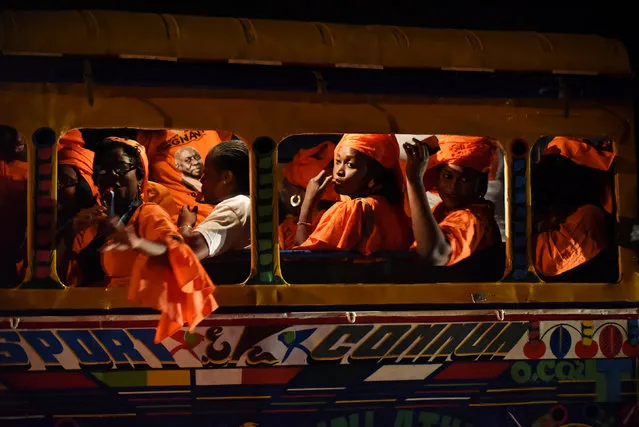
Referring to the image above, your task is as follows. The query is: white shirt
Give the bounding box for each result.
[194,194,251,258]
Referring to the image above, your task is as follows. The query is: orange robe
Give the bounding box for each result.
[533,204,609,277]
[147,181,180,218]
[420,201,501,266]
[278,211,326,250]
[0,159,28,286]
[296,196,412,255]
[70,203,217,342]
[137,130,227,224]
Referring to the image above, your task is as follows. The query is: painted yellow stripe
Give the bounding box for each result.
[558,393,596,397]
[146,370,190,387]
[335,399,396,404]
[53,414,136,418]
[487,387,556,393]
[470,401,557,407]
[197,396,271,400]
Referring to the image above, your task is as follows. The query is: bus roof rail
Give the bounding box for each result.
[0,10,631,75]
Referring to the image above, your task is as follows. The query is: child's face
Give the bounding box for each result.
[95,147,140,211]
[201,161,232,204]
[333,146,369,197]
[436,165,482,210]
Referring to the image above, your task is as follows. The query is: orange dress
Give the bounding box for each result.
[70,203,217,342]
[296,196,412,255]
[0,159,28,286]
[533,204,609,277]
[424,201,501,266]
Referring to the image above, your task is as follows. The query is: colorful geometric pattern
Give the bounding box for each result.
[0,316,636,426]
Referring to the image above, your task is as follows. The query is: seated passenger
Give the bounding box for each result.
[0,126,28,287]
[403,136,501,266]
[57,130,179,283]
[69,137,217,342]
[177,140,251,260]
[56,130,101,282]
[532,137,616,281]
[294,134,412,255]
[278,141,340,249]
[136,129,234,224]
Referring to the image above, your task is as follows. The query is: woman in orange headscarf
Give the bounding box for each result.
[294,134,412,255]
[0,126,28,287]
[532,137,616,281]
[69,137,217,343]
[56,130,102,282]
[278,141,340,250]
[57,130,178,284]
[403,135,501,266]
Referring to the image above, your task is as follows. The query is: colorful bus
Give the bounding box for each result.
[0,9,637,427]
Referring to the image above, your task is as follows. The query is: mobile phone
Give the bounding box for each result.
[103,189,115,217]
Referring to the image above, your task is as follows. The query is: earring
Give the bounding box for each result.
[367,180,375,189]
[290,194,301,207]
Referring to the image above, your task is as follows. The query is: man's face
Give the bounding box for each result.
[175,147,203,178]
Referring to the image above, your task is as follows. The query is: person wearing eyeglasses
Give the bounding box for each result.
[67,136,217,343]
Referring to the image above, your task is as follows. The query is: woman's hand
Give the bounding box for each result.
[178,205,198,228]
[302,170,332,210]
[403,139,431,183]
[73,205,108,234]
[101,218,141,252]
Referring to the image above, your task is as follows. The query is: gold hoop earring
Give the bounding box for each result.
[290,194,301,207]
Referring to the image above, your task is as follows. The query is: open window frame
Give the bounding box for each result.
[0,84,636,313]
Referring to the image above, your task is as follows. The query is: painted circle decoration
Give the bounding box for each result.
[599,324,623,358]
[574,340,599,359]
[524,339,546,359]
[549,326,571,359]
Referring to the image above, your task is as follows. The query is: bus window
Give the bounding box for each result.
[0,125,28,288]
[531,136,618,283]
[56,128,250,288]
[278,133,506,284]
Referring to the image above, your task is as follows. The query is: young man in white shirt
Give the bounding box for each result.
[177,140,251,259]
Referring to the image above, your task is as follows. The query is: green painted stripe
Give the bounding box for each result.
[93,371,147,387]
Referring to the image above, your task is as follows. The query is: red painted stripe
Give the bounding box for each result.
[262,408,318,413]
[242,367,301,385]
[434,362,511,380]
[3,313,638,330]
[0,372,97,390]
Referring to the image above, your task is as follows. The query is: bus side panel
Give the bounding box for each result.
[0,315,637,426]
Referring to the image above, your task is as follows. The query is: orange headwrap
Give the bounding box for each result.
[101,137,150,198]
[282,141,339,201]
[58,130,99,196]
[542,137,615,213]
[422,135,499,193]
[542,137,614,171]
[336,134,404,197]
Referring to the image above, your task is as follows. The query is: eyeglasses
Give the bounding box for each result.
[95,165,136,183]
